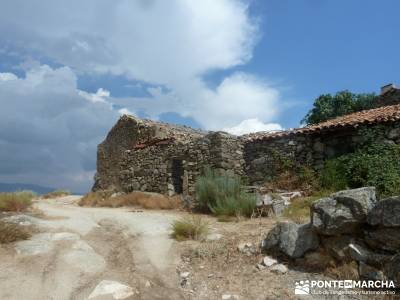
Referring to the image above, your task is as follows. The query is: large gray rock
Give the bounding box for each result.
[311,187,376,235]
[359,262,385,281]
[332,187,376,219]
[386,254,400,286]
[364,227,400,253]
[262,221,319,258]
[367,196,400,227]
[322,235,355,261]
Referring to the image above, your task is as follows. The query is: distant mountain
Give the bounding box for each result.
[0,183,55,195]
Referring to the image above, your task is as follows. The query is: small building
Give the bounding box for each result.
[93,115,244,196]
[93,85,400,196]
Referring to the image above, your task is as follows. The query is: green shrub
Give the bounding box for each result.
[0,191,36,212]
[170,216,210,241]
[195,168,256,217]
[320,142,400,197]
[320,160,348,191]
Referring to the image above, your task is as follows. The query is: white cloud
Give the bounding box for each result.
[223,118,283,135]
[0,65,121,192]
[0,0,281,130]
[79,88,111,104]
[0,72,18,81]
[0,0,257,83]
[0,1,285,191]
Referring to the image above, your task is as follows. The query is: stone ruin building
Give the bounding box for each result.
[93,84,400,198]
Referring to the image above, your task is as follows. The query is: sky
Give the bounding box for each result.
[0,0,399,193]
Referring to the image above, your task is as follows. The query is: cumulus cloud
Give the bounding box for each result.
[223,118,283,135]
[0,66,121,192]
[0,0,281,130]
[0,0,284,191]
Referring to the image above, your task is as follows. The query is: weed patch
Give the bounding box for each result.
[0,220,32,244]
[0,191,35,212]
[42,190,71,199]
[171,216,210,241]
[79,191,182,210]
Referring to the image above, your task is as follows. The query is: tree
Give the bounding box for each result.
[301,91,377,125]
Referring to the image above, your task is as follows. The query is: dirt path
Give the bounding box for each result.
[0,196,185,300]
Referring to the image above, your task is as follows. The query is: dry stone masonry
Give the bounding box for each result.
[93,85,400,198]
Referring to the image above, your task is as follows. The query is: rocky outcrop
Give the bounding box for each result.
[367,196,400,227]
[311,187,376,235]
[262,221,319,258]
[263,187,400,282]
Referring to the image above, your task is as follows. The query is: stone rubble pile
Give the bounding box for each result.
[262,187,400,285]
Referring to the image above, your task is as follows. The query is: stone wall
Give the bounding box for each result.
[93,115,245,196]
[243,121,400,185]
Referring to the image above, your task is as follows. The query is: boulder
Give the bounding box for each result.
[311,187,376,235]
[262,221,319,258]
[364,227,400,253]
[331,187,376,220]
[358,262,385,281]
[386,254,400,286]
[311,197,359,235]
[348,243,370,262]
[367,196,400,227]
[322,235,355,261]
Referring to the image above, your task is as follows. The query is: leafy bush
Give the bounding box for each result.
[302,91,377,125]
[170,216,210,241]
[0,191,36,212]
[42,189,71,199]
[195,168,256,217]
[264,151,320,195]
[320,141,400,197]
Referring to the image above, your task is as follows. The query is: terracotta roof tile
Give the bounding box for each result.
[244,103,400,141]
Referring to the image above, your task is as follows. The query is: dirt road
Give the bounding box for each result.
[0,196,185,300]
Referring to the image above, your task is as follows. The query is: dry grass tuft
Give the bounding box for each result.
[79,191,182,210]
[42,189,71,199]
[282,190,332,224]
[0,220,32,244]
[0,191,35,212]
[171,216,210,241]
[326,261,359,280]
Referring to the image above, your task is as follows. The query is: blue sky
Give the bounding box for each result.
[0,0,398,192]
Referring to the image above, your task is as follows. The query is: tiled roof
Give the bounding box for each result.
[244,103,400,141]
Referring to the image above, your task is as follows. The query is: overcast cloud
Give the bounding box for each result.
[0,0,283,192]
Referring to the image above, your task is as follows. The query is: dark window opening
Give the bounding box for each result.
[171,159,184,194]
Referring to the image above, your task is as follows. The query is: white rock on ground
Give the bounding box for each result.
[262,256,277,267]
[180,272,190,279]
[270,264,288,274]
[88,280,134,300]
[206,233,223,241]
[222,294,239,300]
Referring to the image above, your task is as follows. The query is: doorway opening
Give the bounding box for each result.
[171,159,184,194]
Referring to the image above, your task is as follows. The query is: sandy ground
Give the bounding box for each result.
[0,196,384,300]
[0,196,185,300]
